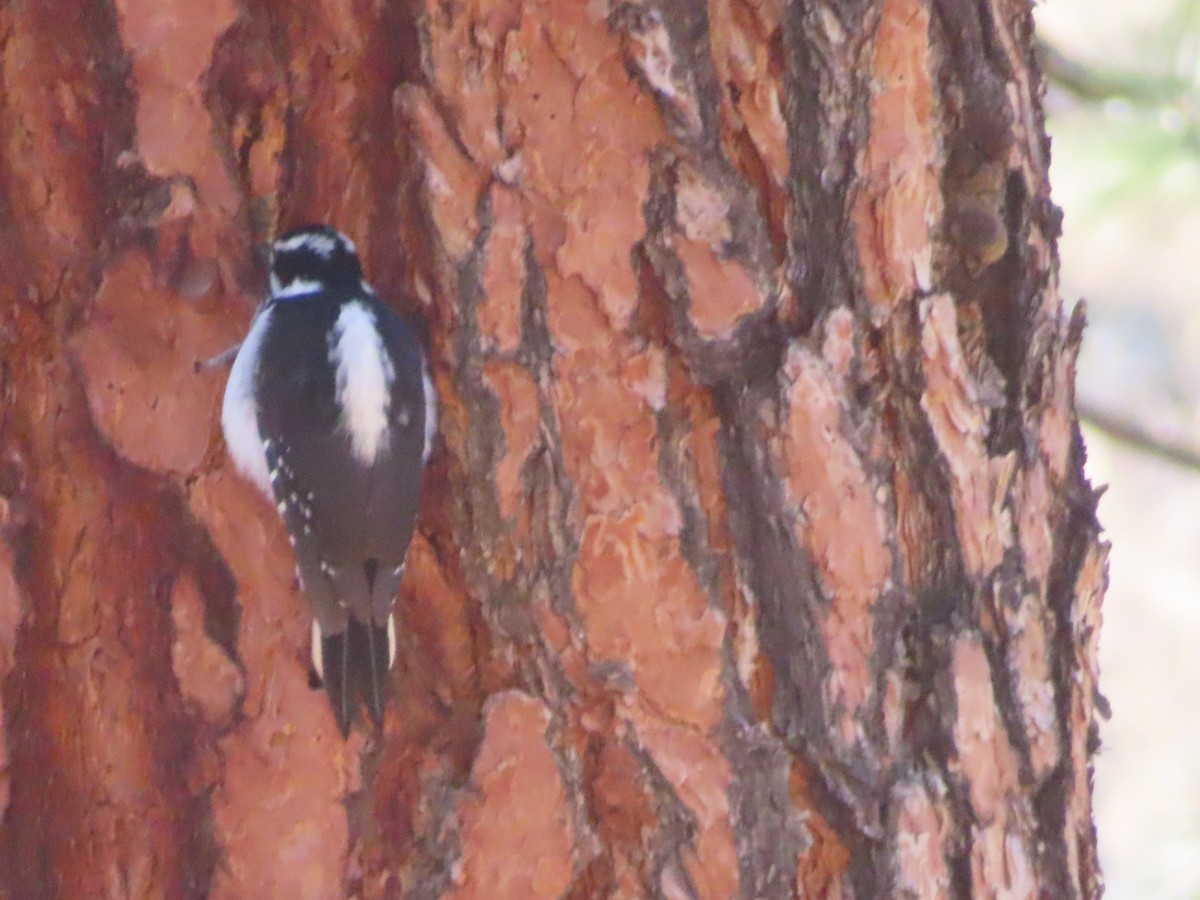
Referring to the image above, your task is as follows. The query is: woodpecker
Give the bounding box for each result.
[221,224,436,734]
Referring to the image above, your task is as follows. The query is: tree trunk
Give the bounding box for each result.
[0,0,1105,897]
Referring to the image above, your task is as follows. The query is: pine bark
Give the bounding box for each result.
[0,0,1105,897]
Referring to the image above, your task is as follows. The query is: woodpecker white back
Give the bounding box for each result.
[328,301,396,465]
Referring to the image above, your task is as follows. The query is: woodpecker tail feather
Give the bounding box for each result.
[311,615,395,734]
[349,615,394,727]
[313,622,354,736]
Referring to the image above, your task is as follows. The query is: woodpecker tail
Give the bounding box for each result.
[312,616,395,735]
[313,623,354,736]
[348,615,395,727]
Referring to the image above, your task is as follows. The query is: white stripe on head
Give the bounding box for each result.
[271,275,323,299]
[328,301,396,464]
[422,356,438,464]
[275,231,348,258]
[221,305,274,496]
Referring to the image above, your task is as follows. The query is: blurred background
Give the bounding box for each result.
[1035,1,1200,896]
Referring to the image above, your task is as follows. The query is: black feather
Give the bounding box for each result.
[320,631,353,737]
[363,617,392,727]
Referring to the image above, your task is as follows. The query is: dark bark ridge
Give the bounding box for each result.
[0,0,1103,897]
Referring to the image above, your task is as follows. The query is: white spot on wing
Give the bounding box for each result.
[221,305,274,496]
[422,356,438,464]
[329,301,396,464]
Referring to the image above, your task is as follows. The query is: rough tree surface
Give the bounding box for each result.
[0,0,1105,898]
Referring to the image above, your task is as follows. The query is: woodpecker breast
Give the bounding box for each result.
[221,305,276,496]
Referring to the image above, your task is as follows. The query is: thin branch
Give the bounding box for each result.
[1036,37,1186,107]
[1077,398,1200,472]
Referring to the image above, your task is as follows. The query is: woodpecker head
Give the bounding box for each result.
[270,224,364,299]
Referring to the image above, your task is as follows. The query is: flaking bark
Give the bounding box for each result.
[0,0,1104,897]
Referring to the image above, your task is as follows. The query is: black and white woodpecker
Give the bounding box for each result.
[221,224,436,735]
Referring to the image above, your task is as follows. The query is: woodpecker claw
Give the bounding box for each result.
[196,342,242,373]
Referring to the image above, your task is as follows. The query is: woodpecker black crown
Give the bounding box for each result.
[270,224,364,297]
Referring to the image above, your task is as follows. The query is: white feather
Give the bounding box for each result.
[387,613,396,667]
[311,620,324,680]
[329,301,395,464]
[422,357,438,464]
[221,306,274,495]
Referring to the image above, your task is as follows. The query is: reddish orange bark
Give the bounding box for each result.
[0,0,1104,897]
